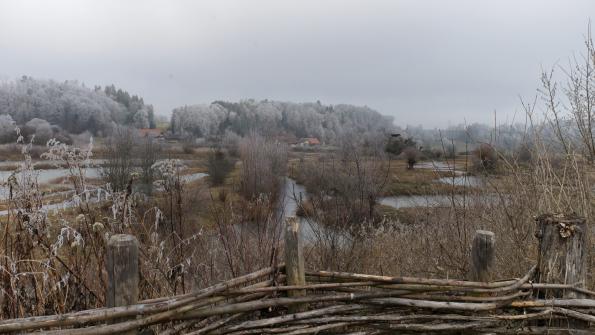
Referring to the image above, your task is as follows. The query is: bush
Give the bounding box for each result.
[182,140,195,154]
[222,131,241,157]
[515,143,533,164]
[23,118,53,144]
[206,148,235,186]
[473,143,498,172]
[402,147,419,169]
[101,127,139,191]
[385,136,416,155]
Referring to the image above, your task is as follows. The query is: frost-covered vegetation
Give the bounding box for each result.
[0,27,593,328]
[399,123,530,155]
[170,100,395,144]
[0,76,155,143]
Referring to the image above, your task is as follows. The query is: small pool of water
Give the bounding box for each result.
[436,175,483,187]
[0,168,101,185]
[379,193,499,209]
[182,172,208,183]
[416,161,464,174]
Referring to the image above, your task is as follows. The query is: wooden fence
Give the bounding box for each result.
[0,214,593,334]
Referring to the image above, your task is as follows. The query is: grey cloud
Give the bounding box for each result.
[0,0,593,127]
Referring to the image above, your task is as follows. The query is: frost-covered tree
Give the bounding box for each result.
[170,99,395,144]
[0,114,15,143]
[0,77,156,135]
[102,84,156,129]
[170,103,229,138]
[24,118,53,144]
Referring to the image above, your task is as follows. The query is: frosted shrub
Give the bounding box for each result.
[42,138,94,194]
[0,131,94,317]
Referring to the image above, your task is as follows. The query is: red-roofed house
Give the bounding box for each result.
[295,137,321,147]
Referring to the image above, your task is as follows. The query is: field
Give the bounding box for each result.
[0,133,593,330]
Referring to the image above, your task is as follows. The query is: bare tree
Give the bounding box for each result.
[239,133,288,199]
[402,146,419,169]
[138,136,162,194]
[541,25,595,161]
[101,127,138,191]
[474,143,498,172]
[296,134,391,225]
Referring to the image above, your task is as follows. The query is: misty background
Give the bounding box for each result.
[0,0,593,127]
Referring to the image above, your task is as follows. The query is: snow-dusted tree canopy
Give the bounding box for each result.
[0,114,15,143]
[0,76,155,137]
[102,84,156,129]
[170,99,395,143]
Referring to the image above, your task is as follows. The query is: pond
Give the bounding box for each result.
[416,161,463,174]
[379,192,501,210]
[0,168,102,199]
[274,178,493,242]
[436,175,483,187]
[0,167,101,185]
[416,160,484,187]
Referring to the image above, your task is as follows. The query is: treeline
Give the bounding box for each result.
[170,99,395,144]
[101,84,156,129]
[398,123,532,154]
[0,76,155,143]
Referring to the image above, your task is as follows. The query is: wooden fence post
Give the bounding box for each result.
[535,214,588,299]
[533,214,589,329]
[470,230,495,282]
[284,217,307,313]
[107,234,139,333]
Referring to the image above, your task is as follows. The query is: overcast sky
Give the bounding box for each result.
[0,0,593,127]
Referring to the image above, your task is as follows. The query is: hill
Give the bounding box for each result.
[0,76,155,140]
[170,99,395,144]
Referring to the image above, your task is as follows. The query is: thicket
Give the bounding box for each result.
[101,127,162,193]
[206,148,235,186]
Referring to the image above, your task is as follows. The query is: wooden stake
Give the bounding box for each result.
[107,234,139,334]
[470,230,495,282]
[284,217,307,313]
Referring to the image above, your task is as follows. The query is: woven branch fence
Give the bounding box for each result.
[1,214,593,334]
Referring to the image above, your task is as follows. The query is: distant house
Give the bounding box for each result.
[294,137,321,147]
[138,128,164,139]
[273,134,298,145]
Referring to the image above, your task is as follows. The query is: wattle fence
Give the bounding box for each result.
[0,214,593,334]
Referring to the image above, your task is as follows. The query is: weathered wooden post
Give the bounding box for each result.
[107,234,139,333]
[534,214,588,329]
[470,230,496,282]
[535,214,588,299]
[284,217,307,313]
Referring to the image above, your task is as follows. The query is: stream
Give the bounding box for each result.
[1,161,487,239]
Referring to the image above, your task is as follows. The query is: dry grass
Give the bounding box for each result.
[1,123,593,323]
[287,135,594,291]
